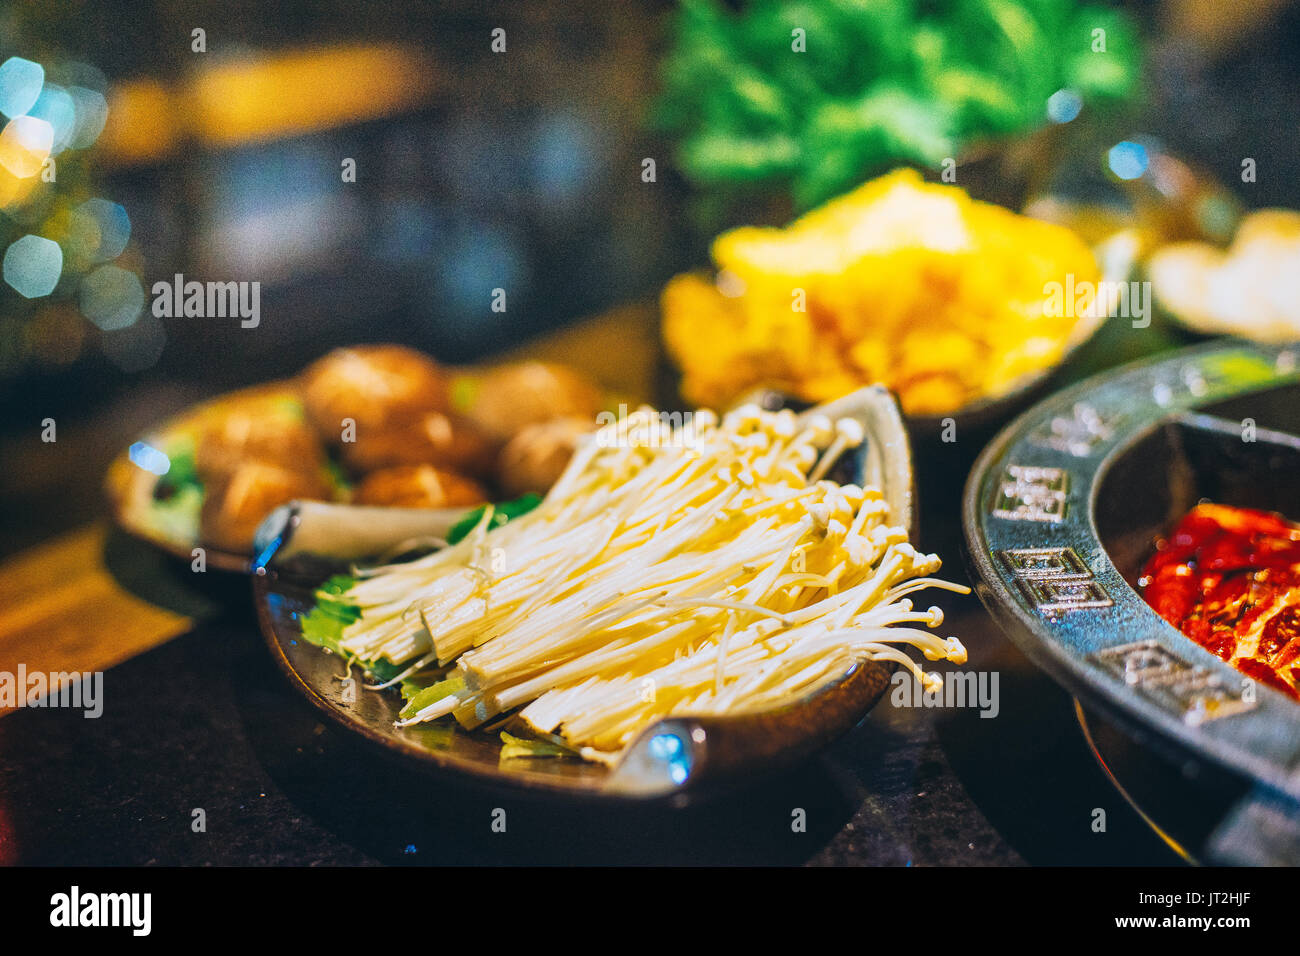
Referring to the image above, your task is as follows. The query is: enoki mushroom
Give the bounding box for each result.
[326,404,969,764]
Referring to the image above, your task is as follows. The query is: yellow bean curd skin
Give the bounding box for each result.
[662,168,1100,416]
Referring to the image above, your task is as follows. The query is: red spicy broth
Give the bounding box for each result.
[1139,503,1300,701]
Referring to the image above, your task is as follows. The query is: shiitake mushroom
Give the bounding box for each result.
[462,361,603,443]
[193,404,324,482]
[352,464,488,510]
[301,345,450,444]
[182,351,603,550]
[338,410,496,477]
[496,416,592,498]
[200,460,333,552]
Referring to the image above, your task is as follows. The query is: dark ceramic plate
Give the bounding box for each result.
[963,339,1300,862]
[253,386,919,800]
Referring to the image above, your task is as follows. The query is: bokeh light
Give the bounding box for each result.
[434,222,528,326]
[78,264,144,330]
[101,311,165,372]
[67,198,131,265]
[529,110,598,209]
[378,199,441,264]
[0,57,44,119]
[3,234,62,297]
[128,441,171,476]
[0,114,54,178]
[67,86,108,149]
[1046,89,1082,124]
[0,51,121,380]
[0,163,39,210]
[28,84,77,154]
[1107,140,1149,180]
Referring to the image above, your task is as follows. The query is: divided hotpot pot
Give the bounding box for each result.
[963,339,1300,864]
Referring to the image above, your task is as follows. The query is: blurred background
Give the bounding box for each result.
[0,0,1297,552]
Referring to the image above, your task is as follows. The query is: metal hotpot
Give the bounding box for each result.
[964,339,1300,865]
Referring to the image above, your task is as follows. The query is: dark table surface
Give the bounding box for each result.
[0,585,1184,866]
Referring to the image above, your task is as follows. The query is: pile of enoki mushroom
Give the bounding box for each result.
[321,403,970,764]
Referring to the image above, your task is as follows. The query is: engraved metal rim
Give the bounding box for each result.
[962,339,1300,801]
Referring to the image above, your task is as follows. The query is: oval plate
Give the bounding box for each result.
[963,339,1300,803]
[104,380,310,573]
[254,570,893,800]
[253,386,915,800]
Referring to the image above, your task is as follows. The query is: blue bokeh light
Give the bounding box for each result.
[3,234,62,298]
[67,86,108,149]
[0,57,44,119]
[529,110,598,207]
[28,83,77,153]
[434,221,528,329]
[1108,141,1149,180]
[79,264,144,331]
[648,731,691,785]
[128,441,171,476]
[1046,89,1082,124]
[69,198,131,263]
[648,733,683,759]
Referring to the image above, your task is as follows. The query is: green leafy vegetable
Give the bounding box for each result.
[654,0,1143,213]
[299,495,542,688]
[318,573,359,598]
[154,438,200,500]
[398,676,466,720]
[146,437,203,539]
[446,493,542,546]
[499,731,578,761]
[300,575,362,656]
[301,586,408,685]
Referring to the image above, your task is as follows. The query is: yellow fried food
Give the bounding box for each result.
[1149,208,1300,342]
[662,168,1100,416]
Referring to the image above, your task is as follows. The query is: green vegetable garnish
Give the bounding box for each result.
[398,676,466,720]
[446,493,542,545]
[499,731,578,761]
[300,576,361,656]
[145,437,203,540]
[300,496,542,690]
[318,573,359,598]
[154,438,201,499]
[654,0,1143,214]
[322,456,351,496]
[300,587,408,685]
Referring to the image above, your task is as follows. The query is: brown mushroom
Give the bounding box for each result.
[352,465,487,510]
[496,416,593,498]
[200,460,333,553]
[462,361,603,443]
[301,345,450,444]
[338,410,497,477]
[193,404,324,481]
